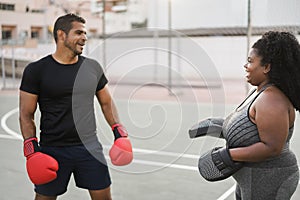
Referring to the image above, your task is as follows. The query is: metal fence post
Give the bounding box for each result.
[11,41,16,88]
[1,41,6,89]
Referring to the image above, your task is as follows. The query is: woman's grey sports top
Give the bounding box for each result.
[223,86,293,149]
[222,85,299,200]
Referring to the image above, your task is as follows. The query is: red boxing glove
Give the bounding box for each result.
[23,137,59,185]
[109,124,133,166]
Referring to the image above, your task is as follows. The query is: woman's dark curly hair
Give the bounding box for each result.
[252,31,300,111]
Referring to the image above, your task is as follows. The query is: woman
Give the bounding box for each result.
[223,31,300,199]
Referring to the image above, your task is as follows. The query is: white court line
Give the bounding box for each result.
[131,147,199,159]
[103,154,198,171]
[0,107,22,140]
[1,107,234,199]
[0,134,21,140]
[216,184,236,200]
[132,159,198,171]
[102,145,199,160]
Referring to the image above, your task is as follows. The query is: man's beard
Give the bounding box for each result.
[64,39,82,56]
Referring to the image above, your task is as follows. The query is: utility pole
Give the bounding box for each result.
[102,0,106,70]
[168,0,172,94]
[245,0,251,94]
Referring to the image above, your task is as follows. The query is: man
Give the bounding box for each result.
[19,13,133,200]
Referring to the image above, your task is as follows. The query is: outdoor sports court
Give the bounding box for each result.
[1,79,300,200]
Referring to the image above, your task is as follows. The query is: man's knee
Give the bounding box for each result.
[89,186,112,200]
[35,193,57,200]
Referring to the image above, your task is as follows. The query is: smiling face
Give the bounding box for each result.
[244,48,270,88]
[63,21,87,56]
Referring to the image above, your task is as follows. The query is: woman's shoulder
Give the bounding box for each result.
[256,85,292,109]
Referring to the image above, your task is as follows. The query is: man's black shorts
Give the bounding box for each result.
[35,143,111,196]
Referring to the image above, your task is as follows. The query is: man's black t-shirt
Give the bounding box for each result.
[20,55,108,146]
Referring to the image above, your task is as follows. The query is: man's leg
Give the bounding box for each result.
[35,193,57,200]
[35,146,73,198]
[89,187,112,200]
[74,144,112,199]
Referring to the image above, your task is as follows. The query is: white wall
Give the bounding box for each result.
[83,34,300,81]
[84,36,273,80]
[3,35,300,81]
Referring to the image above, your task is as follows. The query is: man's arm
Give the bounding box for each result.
[19,90,59,184]
[96,85,133,166]
[19,90,38,139]
[96,85,120,126]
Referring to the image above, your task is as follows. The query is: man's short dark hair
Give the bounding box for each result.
[53,13,86,43]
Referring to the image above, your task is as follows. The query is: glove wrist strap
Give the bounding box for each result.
[112,124,128,140]
[23,137,40,157]
[111,123,121,130]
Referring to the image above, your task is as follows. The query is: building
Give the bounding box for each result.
[1,0,92,43]
[0,0,148,44]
